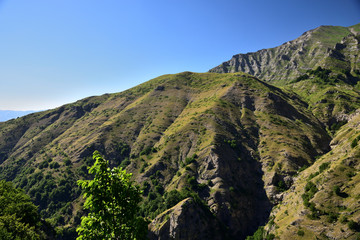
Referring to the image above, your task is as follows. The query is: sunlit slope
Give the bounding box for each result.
[210,24,360,84]
[266,112,360,239]
[0,72,330,238]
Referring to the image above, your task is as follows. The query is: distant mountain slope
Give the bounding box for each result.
[0,110,36,122]
[209,24,360,85]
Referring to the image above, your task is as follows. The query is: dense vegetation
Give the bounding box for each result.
[0,180,51,239]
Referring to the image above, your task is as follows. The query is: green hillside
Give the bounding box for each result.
[0,23,360,239]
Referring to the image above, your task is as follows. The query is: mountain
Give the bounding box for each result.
[265,112,360,239]
[0,110,36,122]
[0,23,360,239]
[209,23,360,85]
[0,72,331,238]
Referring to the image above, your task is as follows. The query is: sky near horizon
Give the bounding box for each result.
[0,0,359,110]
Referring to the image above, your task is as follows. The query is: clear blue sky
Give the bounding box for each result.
[0,0,359,110]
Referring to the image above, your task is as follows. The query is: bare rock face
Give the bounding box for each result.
[148,198,223,240]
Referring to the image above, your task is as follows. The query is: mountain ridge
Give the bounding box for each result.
[209,23,360,85]
[0,23,360,239]
[0,110,36,122]
[0,72,331,238]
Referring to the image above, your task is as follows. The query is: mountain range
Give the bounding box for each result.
[0,110,36,122]
[0,23,360,239]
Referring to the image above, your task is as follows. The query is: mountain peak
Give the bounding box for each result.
[209,24,357,84]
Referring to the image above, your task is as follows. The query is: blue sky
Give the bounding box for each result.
[0,0,359,110]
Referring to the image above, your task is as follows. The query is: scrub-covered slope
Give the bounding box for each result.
[265,111,360,239]
[0,72,330,239]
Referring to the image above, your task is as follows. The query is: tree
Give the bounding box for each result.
[0,180,48,239]
[76,151,148,240]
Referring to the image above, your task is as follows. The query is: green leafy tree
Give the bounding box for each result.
[76,151,148,240]
[0,180,47,239]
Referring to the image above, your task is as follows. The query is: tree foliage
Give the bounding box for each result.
[0,180,47,239]
[76,151,148,240]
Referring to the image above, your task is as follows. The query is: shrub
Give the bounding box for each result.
[333,185,348,198]
[351,135,360,148]
[50,162,60,169]
[297,230,305,236]
[348,220,360,231]
[119,158,131,168]
[64,159,72,166]
[275,180,287,192]
[302,181,318,209]
[319,162,330,173]
[39,161,49,169]
[327,212,338,223]
[155,185,164,194]
[184,154,197,165]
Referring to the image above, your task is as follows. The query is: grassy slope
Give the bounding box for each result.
[0,72,331,238]
[284,71,360,128]
[266,113,360,239]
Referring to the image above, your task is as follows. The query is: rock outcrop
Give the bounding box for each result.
[148,198,223,240]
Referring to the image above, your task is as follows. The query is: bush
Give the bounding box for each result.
[49,162,60,169]
[340,215,348,223]
[246,226,265,240]
[327,212,338,223]
[164,190,184,209]
[294,74,309,82]
[333,185,348,198]
[39,161,49,169]
[275,180,287,192]
[184,154,197,165]
[351,135,360,148]
[119,158,131,168]
[302,181,318,209]
[298,165,308,172]
[319,162,330,173]
[348,220,360,231]
[139,146,157,156]
[297,230,305,236]
[64,159,72,166]
[155,185,164,194]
